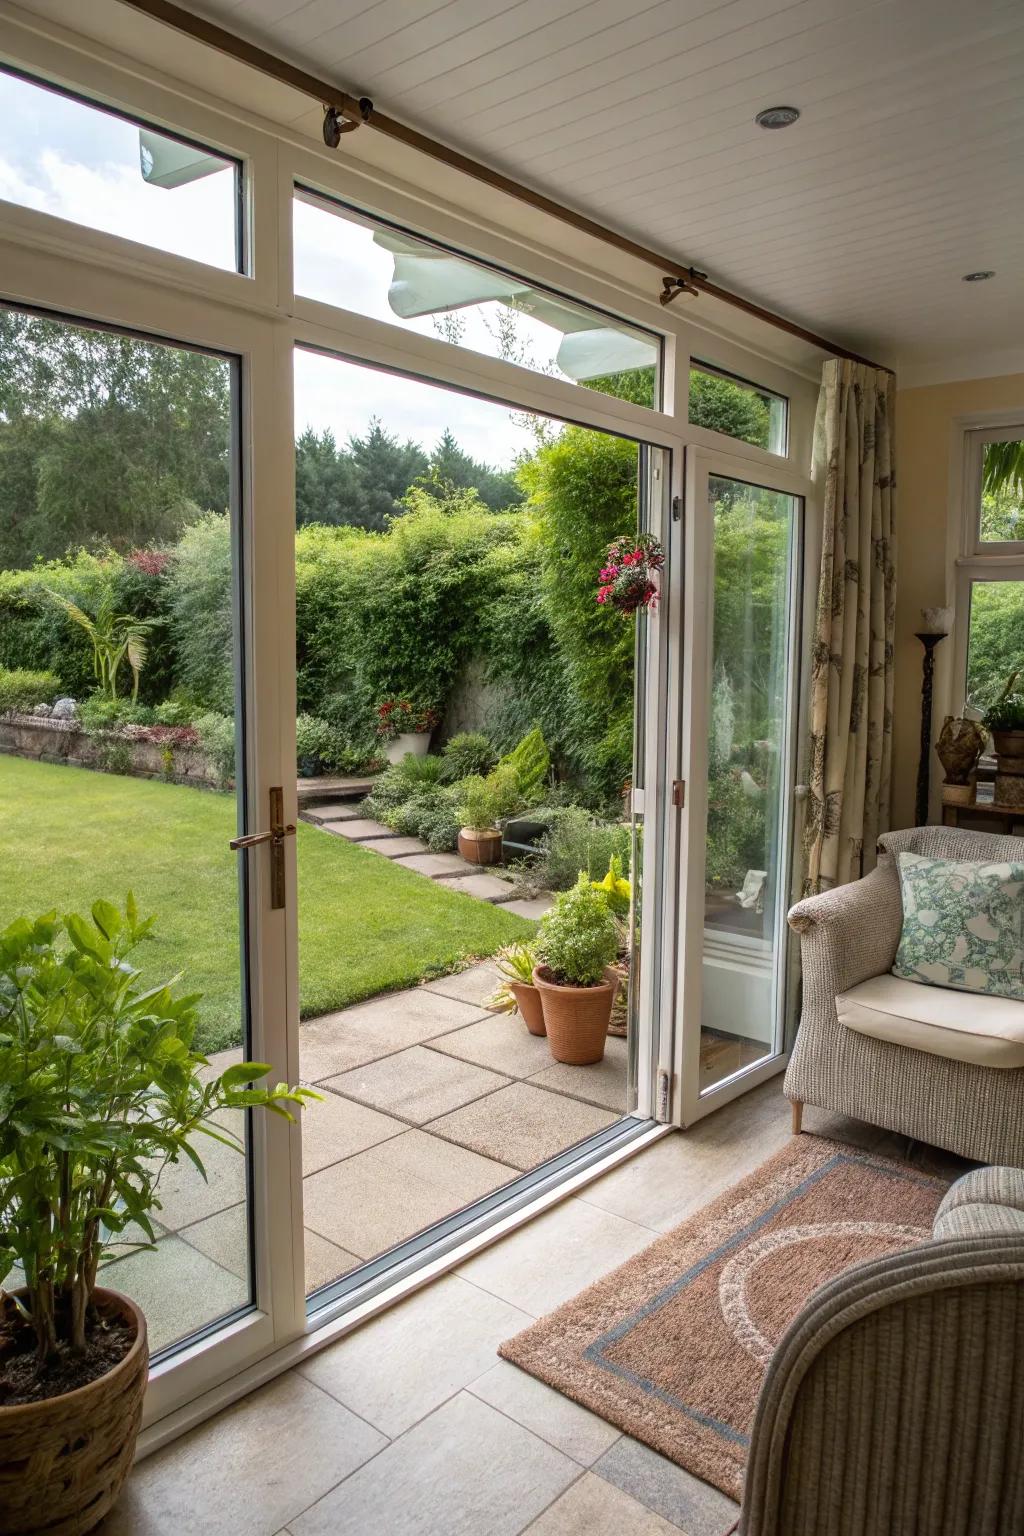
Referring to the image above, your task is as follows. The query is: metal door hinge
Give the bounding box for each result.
[671,779,686,808]
[230,787,295,909]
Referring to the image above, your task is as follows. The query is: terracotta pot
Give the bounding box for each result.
[509,979,545,1035]
[532,965,615,1064]
[0,1287,148,1536]
[458,827,503,866]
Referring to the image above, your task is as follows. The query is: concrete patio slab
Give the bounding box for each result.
[304,1228,360,1293]
[300,804,366,824]
[299,1091,406,1173]
[393,851,474,878]
[364,835,429,858]
[299,992,490,1080]
[149,1110,246,1229]
[322,1045,509,1125]
[435,872,515,901]
[429,1012,552,1078]
[329,818,399,840]
[427,1082,618,1171]
[422,960,501,1007]
[302,1128,513,1258]
[105,1235,247,1355]
[528,1036,629,1112]
[502,895,556,920]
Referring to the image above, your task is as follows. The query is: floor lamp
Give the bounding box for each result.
[915,608,952,826]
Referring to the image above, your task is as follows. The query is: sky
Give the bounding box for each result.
[0,68,589,469]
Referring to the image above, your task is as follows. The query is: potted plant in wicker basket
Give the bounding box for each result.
[0,900,314,1536]
[533,876,619,1065]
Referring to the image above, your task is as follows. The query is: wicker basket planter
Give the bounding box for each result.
[0,1288,148,1536]
[533,964,615,1064]
[509,979,546,1036]
[458,827,503,865]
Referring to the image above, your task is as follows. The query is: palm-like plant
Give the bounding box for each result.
[45,590,154,703]
[983,439,1024,501]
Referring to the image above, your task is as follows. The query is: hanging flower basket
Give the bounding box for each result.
[596,534,664,616]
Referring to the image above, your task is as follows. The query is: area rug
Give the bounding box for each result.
[499,1136,950,1500]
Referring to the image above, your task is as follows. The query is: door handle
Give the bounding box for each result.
[229,787,295,909]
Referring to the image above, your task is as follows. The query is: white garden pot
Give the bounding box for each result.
[385,731,432,765]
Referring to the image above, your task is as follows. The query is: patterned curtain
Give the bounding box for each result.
[802,359,897,895]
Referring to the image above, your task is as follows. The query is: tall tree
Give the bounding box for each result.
[416,428,523,512]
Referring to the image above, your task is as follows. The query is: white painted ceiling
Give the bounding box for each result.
[26,0,1024,371]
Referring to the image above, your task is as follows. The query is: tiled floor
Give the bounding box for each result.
[101,1080,968,1536]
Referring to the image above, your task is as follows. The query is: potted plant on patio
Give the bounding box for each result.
[488,943,545,1036]
[0,900,314,1536]
[376,698,439,766]
[533,875,619,1065]
[983,674,1024,807]
[456,774,504,865]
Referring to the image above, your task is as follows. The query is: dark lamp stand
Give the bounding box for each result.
[915,631,946,826]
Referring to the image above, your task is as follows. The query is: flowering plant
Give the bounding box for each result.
[596,534,664,615]
[375,698,440,740]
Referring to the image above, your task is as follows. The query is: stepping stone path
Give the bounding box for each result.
[298,787,554,916]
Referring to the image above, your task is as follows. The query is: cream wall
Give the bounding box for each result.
[892,373,1024,829]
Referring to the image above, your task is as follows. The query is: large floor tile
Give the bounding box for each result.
[101,1372,386,1536]
[300,1090,405,1173]
[303,1129,513,1258]
[458,1197,654,1316]
[525,1472,680,1533]
[428,1081,618,1171]
[528,1037,629,1111]
[430,1012,553,1077]
[290,1391,578,1536]
[579,1079,792,1232]
[300,1273,531,1437]
[299,992,489,1079]
[322,1045,509,1124]
[103,1236,247,1355]
[469,1360,620,1466]
[423,960,502,1007]
[593,1439,739,1536]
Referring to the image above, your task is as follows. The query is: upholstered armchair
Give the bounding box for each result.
[738,1166,1024,1535]
[785,826,1024,1166]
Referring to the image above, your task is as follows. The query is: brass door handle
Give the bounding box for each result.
[229,788,295,908]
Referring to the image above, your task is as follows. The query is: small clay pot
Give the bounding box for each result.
[532,965,615,1065]
[509,979,545,1035]
[458,827,503,865]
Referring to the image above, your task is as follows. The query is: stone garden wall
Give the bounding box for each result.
[0,714,220,788]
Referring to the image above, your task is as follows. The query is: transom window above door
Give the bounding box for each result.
[959,423,1024,710]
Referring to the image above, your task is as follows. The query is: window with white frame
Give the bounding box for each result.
[958,424,1024,711]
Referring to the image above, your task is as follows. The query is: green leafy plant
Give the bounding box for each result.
[538,806,631,891]
[983,673,1024,732]
[93,738,134,777]
[78,695,155,733]
[193,711,236,788]
[591,854,631,917]
[500,727,550,803]
[457,775,502,832]
[44,590,154,703]
[0,668,62,715]
[437,732,495,784]
[295,714,339,775]
[0,900,314,1375]
[487,941,537,1012]
[535,874,618,987]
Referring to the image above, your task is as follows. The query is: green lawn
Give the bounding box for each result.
[0,755,533,1051]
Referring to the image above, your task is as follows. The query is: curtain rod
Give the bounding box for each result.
[118,0,891,374]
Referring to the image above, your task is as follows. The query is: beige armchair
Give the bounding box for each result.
[738,1166,1024,1535]
[785,826,1024,1166]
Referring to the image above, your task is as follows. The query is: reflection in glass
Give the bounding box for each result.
[690,363,788,455]
[701,476,798,1090]
[967,580,1024,709]
[979,440,1024,542]
[293,189,660,409]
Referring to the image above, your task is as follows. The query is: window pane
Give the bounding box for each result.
[980,439,1024,542]
[0,68,241,272]
[689,362,787,455]
[966,580,1024,708]
[293,189,660,409]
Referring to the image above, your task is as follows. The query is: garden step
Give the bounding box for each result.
[296,774,379,806]
[393,852,478,879]
[435,873,517,903]
[358,836,429,858]
[300,804,367,824]
[329,818,400,841]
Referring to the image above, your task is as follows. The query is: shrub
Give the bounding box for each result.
[0,667,61,714]
[438,731,495,784]
[538,806,631,891]
[705,764,767,890]
[153,696,195,726]
[167,514,235,713]
[458,775,502,831]
[79,695,156,732]
[405,787,461,851]
[536,874,618,986]
[194,711,236,787]
[500,726,550,803]
[93,736,134,776]
[296,713,339,774]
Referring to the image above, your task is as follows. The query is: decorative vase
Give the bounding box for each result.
[992,729,1024,808]
[0,1288,148,1536]
[935,716,986,788]
[508,979,545,1035]
[384,730,432,766]
[532,965,614,1064]
[458,827,503,866]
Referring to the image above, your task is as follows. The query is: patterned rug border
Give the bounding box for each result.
[499,1134,952,1498]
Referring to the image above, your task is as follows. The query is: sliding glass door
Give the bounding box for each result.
[676,451,805,1123]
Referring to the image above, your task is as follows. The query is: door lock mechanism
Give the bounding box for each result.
[229,787,295,909]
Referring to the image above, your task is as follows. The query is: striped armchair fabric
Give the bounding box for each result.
[738,1167,1024,1535]
[784,825,1024,1166]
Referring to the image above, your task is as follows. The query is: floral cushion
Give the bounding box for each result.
[892,852,1024,999]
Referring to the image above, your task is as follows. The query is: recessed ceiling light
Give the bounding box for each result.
[962,270,995,282]
[755,105,800,129]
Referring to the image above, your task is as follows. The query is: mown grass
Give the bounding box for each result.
[0,755,533,1051]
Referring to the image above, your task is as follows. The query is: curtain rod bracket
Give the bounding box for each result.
[660,271,705,306]
[323,98,373,149]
